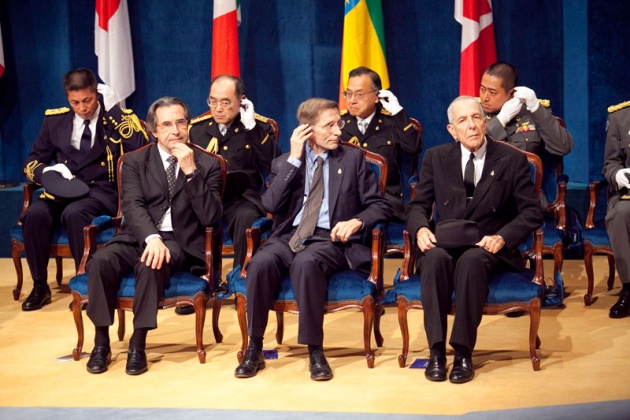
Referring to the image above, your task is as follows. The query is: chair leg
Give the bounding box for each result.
[71,293,85,361]
[275,311,284,345]
[194,294,207,364]
[583,244,596,306]
[55,256,63,286]
[11,240,23,301]
[362,299,375,368]
[117,308,125,341]
[553,243,564,277]
[236,294,248,363]
[528,298,541,371]
[211,298,223,344]
[374,300,384,348]
[607,255,616,291]
[397,298,410,368]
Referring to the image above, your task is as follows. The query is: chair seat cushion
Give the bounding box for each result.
[69,271,213,298]
[385,222,405,248]
[11,216,115,246]
[222,265,377,304]
[393,268,542,305]
[541,213,566,246]
[582,222,610,247]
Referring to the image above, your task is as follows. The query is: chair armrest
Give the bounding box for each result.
[367,226,384,291]
[550,175,568,230]
[585,180,606,229]
[408,175,419,201]
[17,182,41,222]
[203,227,216,284]
[524,229,545,290]
[400,229,416,281]
[241,226,263,278]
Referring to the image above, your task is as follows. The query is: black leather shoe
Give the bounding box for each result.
[215,282,230,295]
[610,288,630,318]
[424,356,447,382]
[125,348,148,375]
[175,305,195,315]
[234,347,265,378]
[449,356,474,384]
[21,285,52,311]
[86,346,111,374]
[309,348,333,381]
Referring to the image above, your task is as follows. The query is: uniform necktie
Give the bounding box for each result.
[80,119,91,154]
[358,120,367,135]
[166,156,177,199]
[290,156,325,252]
[219,124,227,136]
[464,152,475,203]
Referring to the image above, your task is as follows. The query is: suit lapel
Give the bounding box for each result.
[57,112,83,163]
[327,147,344,218]
[147,145,170,199]
[464,140,506,216]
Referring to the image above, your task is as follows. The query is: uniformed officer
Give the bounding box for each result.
[339,66,422,222]
[602,100,630,318]
[20,68,148,311]
[189,74,280,271]
[479,62,573,158]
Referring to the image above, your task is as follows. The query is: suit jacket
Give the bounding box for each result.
[405,139,543,269]
[263,144,392,268]
[189,113,280,211]
[112,143,223,262]
[23,104,148,214]
[485,102,573,158]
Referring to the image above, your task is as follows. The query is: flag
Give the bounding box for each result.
[211,0,241,79]
[95,0,135,105]
[0,22,5,79]
[454,0,497,96]
[339,0,389,108]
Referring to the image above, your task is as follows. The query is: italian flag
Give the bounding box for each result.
[95,0,135,104]
[212,0,241,79]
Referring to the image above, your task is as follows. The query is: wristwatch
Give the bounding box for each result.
[185,168,200,180]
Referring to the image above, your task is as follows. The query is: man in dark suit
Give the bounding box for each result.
[602,100,630,318]
[234,98,392,381]
[339,66,422,221]
[84,97,223,376]
[189,75,280,270]
[20,68,147,311]
[405,96,543,384]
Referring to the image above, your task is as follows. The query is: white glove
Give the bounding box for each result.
[378,89,403,115]
[239,98,256,130]
[615,168,630,189]
[496,97,523,127]
[97,83,120,112]
[43,163,73,180]
[514,86,540,112]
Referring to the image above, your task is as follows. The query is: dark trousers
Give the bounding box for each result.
[246,229,348,346]
[21,196,112,283]
[606,200,630,284]
[418,246,504,355]
[86,232,188,330]
[224,197,263,268]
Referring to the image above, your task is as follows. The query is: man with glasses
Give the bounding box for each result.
[340,66,422,222]
[84,97,223,376]
[189,75,280,274]
[20,68,147,311]
[234,98,392,381]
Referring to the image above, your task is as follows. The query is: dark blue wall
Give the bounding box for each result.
[0,0,629,186]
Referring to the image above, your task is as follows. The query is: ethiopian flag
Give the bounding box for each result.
[339,0,389,107]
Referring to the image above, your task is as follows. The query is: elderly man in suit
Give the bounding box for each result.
[84,97,223,376]
[234,98,392,381]
[20,68,147,311]
[405,96,543,384]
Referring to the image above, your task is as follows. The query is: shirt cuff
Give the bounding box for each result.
[145,233,162,244]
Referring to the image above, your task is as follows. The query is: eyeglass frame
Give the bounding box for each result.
[342,89,378,101]
[313,119,345,133]
[207,98,237,109]
[156,119,189,132]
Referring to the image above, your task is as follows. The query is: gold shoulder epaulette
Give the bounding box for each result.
[476,97,481,103]
[122,108,135,114]
[380,108,392,116]
[45,107,70,116]
[254,113,269,123]
[608,100,630,113]
[190,114,213,125]
[340,109,349,116]
[538,99,550,108]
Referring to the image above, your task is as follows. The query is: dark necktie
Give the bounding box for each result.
[80,119,91,154]
[166,156,177,199]
[290,156,325,252]
[464,152,475,203]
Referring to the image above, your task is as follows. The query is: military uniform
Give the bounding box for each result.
[339,105,422,221]
[602,100,630,286]
[189,113,279,267]
[485,100,573,157]
[21,104,148,284]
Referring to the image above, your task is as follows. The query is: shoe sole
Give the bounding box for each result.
[609,312,630,319]
[126,366,148,375]
[425,374,447,382]
[86,366,108,374]
[22,297,52,311]
[449,375,474,384]
[310,374,333,381]
[234,362,265,378]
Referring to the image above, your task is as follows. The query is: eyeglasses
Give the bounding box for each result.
[207,98,234,109]
[157,119,188,131]
[314,119,345,133]
[343,90,378,101]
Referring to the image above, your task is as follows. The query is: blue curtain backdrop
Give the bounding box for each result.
[0,0,629,185]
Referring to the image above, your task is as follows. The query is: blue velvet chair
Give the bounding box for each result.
[217,145,388,368]
[582,180,615,306]
[68,143,227,364]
